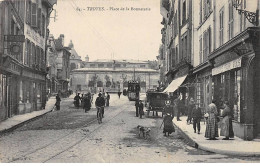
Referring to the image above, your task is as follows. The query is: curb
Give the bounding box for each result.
[0,108,53,136]
[173,122,260,157]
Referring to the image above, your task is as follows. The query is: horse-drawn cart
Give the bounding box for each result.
[146,91,169,117]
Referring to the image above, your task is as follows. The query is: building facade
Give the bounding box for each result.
[54,34,71,95]
[160,0,260,140]
[71,59,160,93]
[0,0,56,122]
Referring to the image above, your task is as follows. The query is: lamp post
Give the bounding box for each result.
[232,0,259,26]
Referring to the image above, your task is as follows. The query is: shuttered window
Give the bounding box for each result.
[199,36,202,64]
[31,3,37,28]
[219,8,224,46]
[228,1,234,39]
[37,8,41,34]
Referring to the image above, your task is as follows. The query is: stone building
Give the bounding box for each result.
[160,0,260,140]
[0,0,56,122]
[71,59,160,93]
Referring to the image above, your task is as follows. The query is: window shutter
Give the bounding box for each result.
[24,40,27,65]
[31,3,37,28]
[200,0,202,23]
[26,0,29,23]
[199,36,202,63]
[42,14,45,37]
[208,27,211,54]
[37,8,41,33]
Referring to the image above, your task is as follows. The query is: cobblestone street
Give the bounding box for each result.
[0,94,259,163]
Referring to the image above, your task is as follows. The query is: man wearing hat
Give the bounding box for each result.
[95,93,106,118]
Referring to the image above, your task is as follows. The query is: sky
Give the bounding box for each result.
[49,0,163,61]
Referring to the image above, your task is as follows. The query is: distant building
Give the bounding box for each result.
[54,34,71,94]
[71,59,160,93]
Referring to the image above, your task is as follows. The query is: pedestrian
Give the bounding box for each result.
[106,93,110,106]
[74,93,81,109]
[164,100,174,117]
[118,92,121,98]
[187,97,195,124]
[135,99,139,117]
[175,96,182,121]
[95,93,105,118]
[161,113,175,136]
[55,94,61,110]
[220,101,234,140]
[139,100,144,119]
[205,99,219,140]
[192,104,202,134]
[83,94,91,113]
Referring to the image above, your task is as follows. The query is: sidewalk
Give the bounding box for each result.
[0,96,56,134]
[173,115,260,157]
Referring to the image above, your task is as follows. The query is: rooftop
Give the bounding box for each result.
[72,67,158,73]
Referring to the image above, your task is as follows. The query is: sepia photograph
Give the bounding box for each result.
[0,0,260,163]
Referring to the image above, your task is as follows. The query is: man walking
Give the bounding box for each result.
[192,105,202,134]
[135,99,139,117]
[106,93,110,106]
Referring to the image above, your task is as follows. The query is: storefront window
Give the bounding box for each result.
[234,70,241,122]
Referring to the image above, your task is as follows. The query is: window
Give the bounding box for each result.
[115,64,121,67]
[31,43,35,67]
[27,40,31,66]
[31,2,37,28]
[182,0,186,24]
[107,64,112,67]
[181,34,187,61]
[174,12,178,37]
[219,8,224,46]
[26,0,31,24]
[199,36,202,63]
[228,1,234,39]
[37,8,42,34]
[41,49,44,69]
[200,0,202,23]
[140,65,145,68]
[203,31,207,62]
[90,64,95,67]
[98,64,104,67]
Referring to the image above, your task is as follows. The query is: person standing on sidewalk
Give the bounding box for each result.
[220,101,234,140]
[55,94,61,110]
[135,99,139,117]
[187,97,195,124]
[205,99,219,140]
[74,93,81,109]
[192,105,202,134]
[139,100,144,119]
[106,93,110,106]
[175,96,182,121]
[161,113,175,136]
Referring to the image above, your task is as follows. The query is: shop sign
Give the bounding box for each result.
[4,35,25,42]
[26,28,45,48]
[212,57,242,75]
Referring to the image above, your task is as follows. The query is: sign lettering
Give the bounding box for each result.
[212,57,242,75]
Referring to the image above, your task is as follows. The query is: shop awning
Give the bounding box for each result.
[163,75,187,93]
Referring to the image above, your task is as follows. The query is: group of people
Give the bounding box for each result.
[205,100,234,140]
[178,97,234,140]
[73,92,92,112]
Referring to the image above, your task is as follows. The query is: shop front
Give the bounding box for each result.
[209,27,260,140]
[192,62,213,115]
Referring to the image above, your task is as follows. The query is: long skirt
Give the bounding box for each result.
[220,116,234,138]
[205,114,219,139]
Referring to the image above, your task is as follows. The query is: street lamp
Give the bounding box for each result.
[232,0,259,26]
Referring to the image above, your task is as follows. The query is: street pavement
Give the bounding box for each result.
[0,94,259,162]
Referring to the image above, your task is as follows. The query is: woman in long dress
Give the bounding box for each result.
[220,101,234,140]
[205,100,219,140]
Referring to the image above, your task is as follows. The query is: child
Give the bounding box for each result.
[192,105,202,134]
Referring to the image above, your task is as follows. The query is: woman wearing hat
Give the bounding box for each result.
[220,101,234,140]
